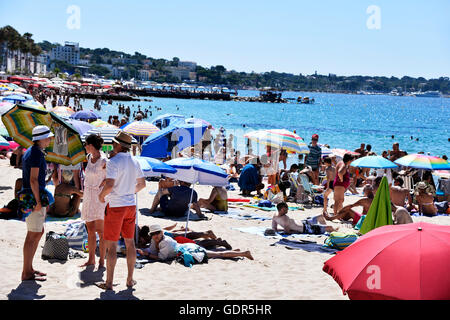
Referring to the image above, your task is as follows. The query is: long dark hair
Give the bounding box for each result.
[85,134,104,150]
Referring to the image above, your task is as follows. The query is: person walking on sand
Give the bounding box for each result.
[21,126,54,282]
[97,131,146,290]
[333,153,353,216]
[80,134,108,269]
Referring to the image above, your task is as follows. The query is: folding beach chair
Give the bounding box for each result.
[298,174,322,206]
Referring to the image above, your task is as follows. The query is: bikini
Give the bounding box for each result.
[212,195,228,212]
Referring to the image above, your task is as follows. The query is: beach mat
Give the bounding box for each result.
[241,204,304,212]
[139,208,210,221]
[272,238,338,254]
[45,212,81,223]
[232,226,326,240]
[213,209,270,221]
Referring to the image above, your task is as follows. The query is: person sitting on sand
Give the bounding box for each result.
[198,186,228,212]
[415,182,438,216]
[272,202,337,235]
[136,225,253,261]
[137,224,232,251]
[325,184,374,226]
[47,170,83,217]
[238,156,264,197]
[390,176,415,211]
[149,180,206,219]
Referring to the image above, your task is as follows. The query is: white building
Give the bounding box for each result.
[179,61,197,71]
[165,66,196,81]
[50,41,80,65]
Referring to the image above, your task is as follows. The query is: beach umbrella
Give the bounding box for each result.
[359,176,393,235]
[318,143,333,158]
[1,104,86,166]
[0,101,14,115]
[165,157,229,234]
[331,148,360,158]
[90,119,117,128]
[0,80,9,83]
[2,94,27,104]
[151,113,185,129]
[134,156,177,177]
[22,100,45,110]
[433,170,450,179]
[394,154,450,170]
[66,119,94,135]
[70,110,100,121]
[0,135,9,147]
[323,222,450,300]
[0,121,9,136]
[141,122,207,159]
[350,155,398,169]
[122,121,160,137]
[80,127,138,145]
[52,106,75,117]
[244,129,309,154]
[0,140,19,151]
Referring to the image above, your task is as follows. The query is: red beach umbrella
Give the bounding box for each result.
[90,84,100,87]
[0,80,9,83]
[323,222,450,300]
[12,81,21,85]
[81,83,90,86]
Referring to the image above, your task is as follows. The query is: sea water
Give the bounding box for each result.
[83,90,450,159]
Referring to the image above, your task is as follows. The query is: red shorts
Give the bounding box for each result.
[104,205,136,241]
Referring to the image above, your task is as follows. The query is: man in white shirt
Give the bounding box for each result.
[97,131,146,290]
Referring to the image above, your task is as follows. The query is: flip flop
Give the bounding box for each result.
[94,282,115,290]
[126,280,137,288]
[22,274,46,282]
[33,270,47,277]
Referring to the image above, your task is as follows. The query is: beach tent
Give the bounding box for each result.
[141,122,207,159]
[151,114,185,129]
[359,176,393,235]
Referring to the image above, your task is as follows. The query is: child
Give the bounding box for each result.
[272,202,337,235]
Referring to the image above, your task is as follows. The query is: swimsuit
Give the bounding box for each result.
[333,171,350,189]
[212,194,228,212]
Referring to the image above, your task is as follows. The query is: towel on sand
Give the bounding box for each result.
[273,238,338,254]
[139,208,209,221]
[242,204,304,212]
[232,226,325,240]
[213,209,270,221]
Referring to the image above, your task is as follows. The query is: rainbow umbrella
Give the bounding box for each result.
[394,154,450,170]
[1,104,86,166]
[52,106,75,117]
[122,120,160,137]
[90,119,117,128]
[244,129,309,154]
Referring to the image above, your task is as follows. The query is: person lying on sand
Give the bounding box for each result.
[136,225,253,261]
[272,202,337,235]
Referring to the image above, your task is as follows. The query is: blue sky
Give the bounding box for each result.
[1,0,449,79]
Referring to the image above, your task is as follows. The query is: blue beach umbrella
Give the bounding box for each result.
[141,122,207,159]
[350,155,398,169]
[165,157,229,234]
[66,119,94,135]
[70,110,100,121]
[151,113,185,129]
[134,156,177,177]
[2,94,27,104]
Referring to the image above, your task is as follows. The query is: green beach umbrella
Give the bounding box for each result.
[359,176,393,235]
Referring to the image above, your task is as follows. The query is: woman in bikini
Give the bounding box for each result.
[333,153,353,216]
[198,186,228,212]
[415,182,438,216]
[47,170,83,217]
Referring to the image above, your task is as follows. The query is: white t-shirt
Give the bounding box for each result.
[106,152,144,207]
[145,235,178,261]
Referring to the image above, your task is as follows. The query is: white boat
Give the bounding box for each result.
[413,91,442,98]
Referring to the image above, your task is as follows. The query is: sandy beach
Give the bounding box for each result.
[0,159,448,301]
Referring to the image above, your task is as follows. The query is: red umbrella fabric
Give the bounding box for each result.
[323,222,450,300]
[0,80,9,83]
[12,81,21,85]
[81,83,90,86]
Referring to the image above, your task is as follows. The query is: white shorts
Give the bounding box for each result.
[26,207,46,233]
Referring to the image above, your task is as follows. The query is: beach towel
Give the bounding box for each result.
[139,208,209,221]
[232,226,325,240]
[213,208,270,221]
[64,220,88,250]
[359,176,393,235]
[273,238,339,254]
[242,204,304,212]
[46,211,81,222]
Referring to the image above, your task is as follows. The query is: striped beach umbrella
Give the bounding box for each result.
[244,129,309,154]
[1,104,86,166]
[331,148,360,158]
[81,127,138,145]
[52,106,75,117]
[394,154,450,170]
[122,121,160,137]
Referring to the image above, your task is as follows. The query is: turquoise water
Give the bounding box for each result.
[85,90,450,158]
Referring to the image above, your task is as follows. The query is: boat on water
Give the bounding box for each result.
[259,88,286,103]
[297,96,315,104]
[413,91,442,98]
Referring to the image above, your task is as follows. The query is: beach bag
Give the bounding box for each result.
[176,243,208,268]
[64,221,88,250]
[323,232,358,250]
[42,231,69,261]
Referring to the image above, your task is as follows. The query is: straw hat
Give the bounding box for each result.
[417,182,427,190]
[112,130,132,149]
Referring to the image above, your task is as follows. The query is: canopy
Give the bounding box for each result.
[81,127,138,145]
[244,129,309,154]
[165,157,229,186]
[350,155,398,169]
[66,119,94,136]
[394,154,450,170]
[359,176,393,235]
[151,114,185,129]
[323,222,450,300]
[1,104,86,165]
[52,106,75,117]
[2,94,27,104]
[141,122,207,159]
[134,156,177,177]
